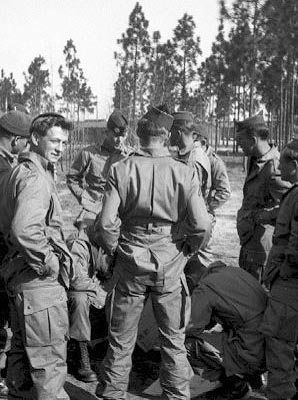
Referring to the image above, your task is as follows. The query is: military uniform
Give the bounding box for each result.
[189,263,267,379]
[0,110,31,398]
[237,145,289,280]
[205,146,231,215]
[94,129,211,400]
[0,151,73,400]
[260,184,298,400]
[67,141,130,223]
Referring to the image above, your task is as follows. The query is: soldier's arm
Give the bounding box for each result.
[189,285,213,333]
[185,172,212,254]
[93,167,121,255]
[207,155,231,213]
[10,169,60,277]
[66,149,89,202]
[280,199,298,278]
[255,165,291,225]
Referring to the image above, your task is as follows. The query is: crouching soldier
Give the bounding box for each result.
[186,261,267,399]
[260,139,298,400]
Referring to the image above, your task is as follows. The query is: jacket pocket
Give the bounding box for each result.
[23,286,68,346]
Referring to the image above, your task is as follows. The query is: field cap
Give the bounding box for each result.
[235,111,267,132]
[172,111,194,125]
[107,110,128,134]
[0,110,31,138]
[143,106,174,131]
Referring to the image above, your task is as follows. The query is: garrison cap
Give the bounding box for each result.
[172,111,194,126]
[143,106,174,131]
[235,111,267,132]
[107,110,128,135]
[0,110,31,138]
[8,103,30,115]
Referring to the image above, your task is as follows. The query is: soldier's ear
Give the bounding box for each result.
[31,132,40,146]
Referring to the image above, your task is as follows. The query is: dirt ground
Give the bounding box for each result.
[57,154,250,400]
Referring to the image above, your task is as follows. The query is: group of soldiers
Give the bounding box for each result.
[0,102,296,400]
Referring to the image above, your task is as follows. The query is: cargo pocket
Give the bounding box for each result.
[23,286,68,347]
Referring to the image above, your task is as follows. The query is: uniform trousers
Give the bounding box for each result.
[6,283,69,400]
[98,274,192,400]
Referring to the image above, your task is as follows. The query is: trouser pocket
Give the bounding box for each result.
[23,286,68,346]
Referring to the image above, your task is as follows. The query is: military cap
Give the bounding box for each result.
[0,110,31,138]
[172,111,194,125]
[8,103,30,115]
[107,110,128,134]
[143,106,174,131]
[235,111,267,132]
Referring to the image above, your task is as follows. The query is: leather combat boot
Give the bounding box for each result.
[76,341,97,382]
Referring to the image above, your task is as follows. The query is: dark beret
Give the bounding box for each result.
[107,110,128,134]
[235,111,267,132]
[0,111,32,138]
[143,106,174,131]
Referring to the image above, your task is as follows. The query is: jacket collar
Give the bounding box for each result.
[136,147,171,158]
[0,146,16,167]
[246,145,279,183]
[18,151,55,175]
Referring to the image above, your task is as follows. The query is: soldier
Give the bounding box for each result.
[187,261,267,399]
[66,110,131,382]
[170,111,213,292]
[260,139,298,400]
[194,131,231,216]
[93,106,211,399]
[235,111,290,281]
[0,113,73,400]
[170,111,211,201]
[67,109,130,229]
[0,110,31,399]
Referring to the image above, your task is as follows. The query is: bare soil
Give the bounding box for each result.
[57,155,253,400]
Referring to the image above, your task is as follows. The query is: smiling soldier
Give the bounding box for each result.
[0,113,74,400]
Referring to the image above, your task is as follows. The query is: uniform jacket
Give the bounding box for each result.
[0,152,73,293]
[237,145,290,256]
[177,143,211,200]
[264,184,298,287]
[67,140,131,214]
[94,147,211,286]
[206,146,231,213]
[191,263,267,375]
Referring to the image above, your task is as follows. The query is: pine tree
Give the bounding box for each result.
[23,55,50,114]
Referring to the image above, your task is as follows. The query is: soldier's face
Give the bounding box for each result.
[106,130,126,150]
[33,126,69,164]
[236,129,255,156]
[279,154,297,183]
[11,136,30,155]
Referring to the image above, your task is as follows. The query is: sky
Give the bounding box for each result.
[0,0,232,118]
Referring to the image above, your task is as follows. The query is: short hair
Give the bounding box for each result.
[137,118,168,138]
[282,141,298,163]
[239,125,269,141]
[30,113,73,137]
